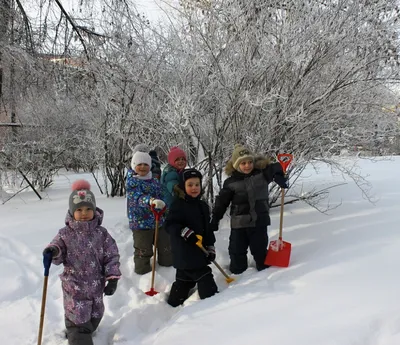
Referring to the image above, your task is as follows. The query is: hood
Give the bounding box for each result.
[65,207,104,231]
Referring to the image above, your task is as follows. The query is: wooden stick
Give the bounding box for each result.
[149,218,159,292]
[37,275,49,345]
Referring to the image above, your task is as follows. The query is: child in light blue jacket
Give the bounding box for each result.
[160,146,187,207]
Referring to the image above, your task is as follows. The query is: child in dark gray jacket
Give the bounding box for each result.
[210,144,288,274]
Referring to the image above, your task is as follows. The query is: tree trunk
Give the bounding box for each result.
[0,0,11,103]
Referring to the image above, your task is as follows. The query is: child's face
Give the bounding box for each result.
[239,159,254,174]
[185,177,201,198]
[174,157,186,170]
[135,163,150,176]
[74,206,94,221]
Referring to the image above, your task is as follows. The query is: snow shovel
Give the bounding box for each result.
[37,252,52,345]
[265,153,293,268]
[145,205,166,296]
[195,235,235,284]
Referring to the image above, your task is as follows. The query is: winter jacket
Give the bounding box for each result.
[166,194,215,270]
[149,151,162,180]
[211,156,284,230]
[47,208,121,325]
[160,164,181,207]
[126,170,165,230]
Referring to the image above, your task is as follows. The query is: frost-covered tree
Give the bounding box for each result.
[155,0,400,203]
[0,0,94,188]
[2,0,400,205]
[77,0,176,196]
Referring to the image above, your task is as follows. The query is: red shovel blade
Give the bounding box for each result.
[277,153,293,173]
[265,240,292,267]
[145,288,159,296]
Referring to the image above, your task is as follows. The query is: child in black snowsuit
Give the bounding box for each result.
[210,144,288,274]
[165,168,218,307]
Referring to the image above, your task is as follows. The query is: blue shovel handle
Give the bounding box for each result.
[43,252,53,277]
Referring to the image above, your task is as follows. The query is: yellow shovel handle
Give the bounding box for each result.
[195,234,203,247]
[196,239,234,284]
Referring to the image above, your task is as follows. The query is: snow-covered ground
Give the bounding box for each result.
[1,157,399,345]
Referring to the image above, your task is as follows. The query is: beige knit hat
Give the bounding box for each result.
[231,144,254,170]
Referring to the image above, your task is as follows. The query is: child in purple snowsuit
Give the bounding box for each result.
[43,180,121,345]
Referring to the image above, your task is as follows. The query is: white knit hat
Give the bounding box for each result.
[131,151,152,170]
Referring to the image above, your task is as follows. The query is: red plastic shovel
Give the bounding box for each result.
[265,153,293,268]
[145,205,166,296]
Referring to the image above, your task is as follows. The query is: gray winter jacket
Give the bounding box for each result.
[211,156,284,229]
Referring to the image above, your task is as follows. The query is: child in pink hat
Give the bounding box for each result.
[43,180,121,343]
[161,146,187,207]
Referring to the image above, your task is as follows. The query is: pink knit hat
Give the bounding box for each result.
[168,146,187,167]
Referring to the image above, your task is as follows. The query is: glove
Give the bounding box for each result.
[209,219,219,232]
[173,184,185,199]
[206,246,216,263]
[274,174,289,189]
[43,246,59,258]
[150,198,166,209]
[181,227,199,246]
[104,279,118,296]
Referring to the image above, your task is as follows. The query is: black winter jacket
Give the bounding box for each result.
[165,195,216,270]
[211,156,284,230]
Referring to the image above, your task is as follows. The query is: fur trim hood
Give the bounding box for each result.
[225,155,271,176]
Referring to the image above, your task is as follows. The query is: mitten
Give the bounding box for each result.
[150,198,166,209]
[181,227,199,246]
[206,245,216,263]
[274,173,289,189]
[104,279,118,296]
[173,184,185,199]
[43,246,59,258]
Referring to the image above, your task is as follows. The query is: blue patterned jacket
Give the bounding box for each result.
[126,170,165,230]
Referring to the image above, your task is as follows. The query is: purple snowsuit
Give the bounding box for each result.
[47,208,121,325]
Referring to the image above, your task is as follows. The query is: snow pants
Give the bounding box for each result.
[132,227,173,274]
[65,317,101,345]
[167,266,218,307]
[61,280,105,326]
[228,226,269,274]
